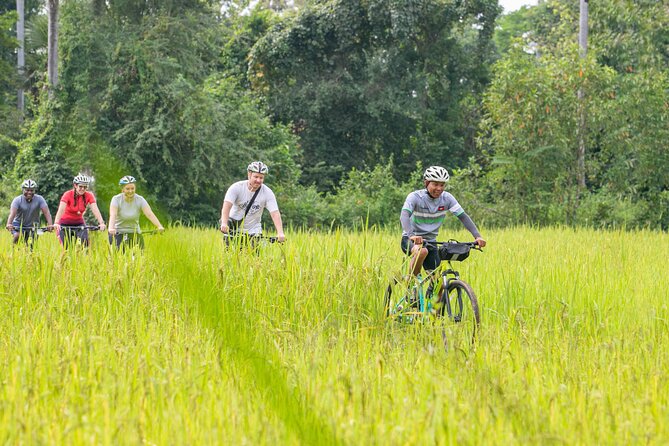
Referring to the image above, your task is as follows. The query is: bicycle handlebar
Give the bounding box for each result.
[139,229,162,235]
[113,229,162,235]
[424,240,483,250]
[58,225,102,231]
[8,225,53,232]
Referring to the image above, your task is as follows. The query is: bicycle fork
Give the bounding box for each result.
[440,269,463,322]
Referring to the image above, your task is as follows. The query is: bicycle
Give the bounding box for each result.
[109,229,164,251]
[222,232,280,249]
[57,224,101,249]
[7,224,53,250]
[384,240,482,342]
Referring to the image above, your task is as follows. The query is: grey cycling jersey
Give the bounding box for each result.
[401,189,464,240]
[11,194,48,228]
[111,193,148,234]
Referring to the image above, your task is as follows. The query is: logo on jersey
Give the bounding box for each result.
[438,206,445,211]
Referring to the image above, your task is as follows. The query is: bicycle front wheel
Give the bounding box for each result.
[437,278,480,342]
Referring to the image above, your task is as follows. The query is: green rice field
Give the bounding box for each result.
[1,227,668,444]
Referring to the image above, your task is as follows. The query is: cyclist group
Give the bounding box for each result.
[6,174,165,250]
[6,162,484,269]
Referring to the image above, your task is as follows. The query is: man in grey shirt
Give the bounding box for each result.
[5,179,54,245]
[401,166,486,276]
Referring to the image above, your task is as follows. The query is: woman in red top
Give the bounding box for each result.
[53,174,106,248]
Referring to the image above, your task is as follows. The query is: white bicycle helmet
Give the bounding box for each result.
[247,161,269,174]
[21,179,37,189]
[73,174,90,185]
[119,175,136,185]
[423,166,450,182]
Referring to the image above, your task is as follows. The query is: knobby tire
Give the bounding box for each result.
[437,278,480,342]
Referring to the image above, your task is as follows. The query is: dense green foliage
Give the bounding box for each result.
[474,0,669,228]
[0,0,667,229]
[250,0,500,189]
[0,10,19,156]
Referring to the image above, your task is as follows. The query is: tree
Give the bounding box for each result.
[12,0,300,222]
[480,45,616,223]
[478,0,669,227]
[250,0,500,190]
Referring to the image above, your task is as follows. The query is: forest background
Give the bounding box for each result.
[0,0,667,230]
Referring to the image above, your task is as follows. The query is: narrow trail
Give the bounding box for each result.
[146,237,341,445]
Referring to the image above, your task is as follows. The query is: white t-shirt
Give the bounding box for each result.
[224,181,279,234]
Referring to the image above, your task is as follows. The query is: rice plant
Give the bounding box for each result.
[0,227,667,444]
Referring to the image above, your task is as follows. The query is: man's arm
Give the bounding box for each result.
[220,201,233,233]
[401,209,423,245]
[6,207,18,230]
[269,210,285,242]
[400,209,412,234]
[457,212,486,247]
[41,204,54,228]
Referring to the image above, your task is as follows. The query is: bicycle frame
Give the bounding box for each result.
[9,224,51,250]
[223,233,279,243]
[59,225,101,231]
[386,240,480,322]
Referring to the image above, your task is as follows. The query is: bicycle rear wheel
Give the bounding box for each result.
[384,276,419,322]
[436,278,480,343]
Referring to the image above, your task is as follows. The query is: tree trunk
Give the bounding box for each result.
[17,0,25,118]
[47,0,59,89]
[576,0,588,191]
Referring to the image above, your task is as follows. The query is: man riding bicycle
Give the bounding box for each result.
[401,166,486,276]
[5,179,54,245]
[219,161,286,244]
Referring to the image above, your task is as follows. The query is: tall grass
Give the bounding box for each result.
[0,227,667,444]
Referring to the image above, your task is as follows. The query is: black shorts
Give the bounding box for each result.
[109,233,145,251]
[11,228,37,244]
[401,236,440,270]
[58,226,90,247]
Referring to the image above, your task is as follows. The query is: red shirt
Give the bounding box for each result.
[59,189,96,225]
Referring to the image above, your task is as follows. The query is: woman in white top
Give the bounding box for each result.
[108,176,164,250]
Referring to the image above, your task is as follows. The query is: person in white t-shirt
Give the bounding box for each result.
[219,161,286,243]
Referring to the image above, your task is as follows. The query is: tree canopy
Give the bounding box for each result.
[0,0,667,229]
